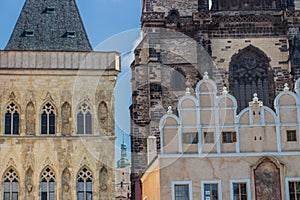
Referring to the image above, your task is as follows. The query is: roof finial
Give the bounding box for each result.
[185,87,191,95]
[203,72,209,80]
[253,93,259,103]
[167,106,173,115]
[222,87,228,95]
[284,83,290,91]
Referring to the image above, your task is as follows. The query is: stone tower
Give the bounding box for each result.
[0,0,120,199]
[131,0,300,199]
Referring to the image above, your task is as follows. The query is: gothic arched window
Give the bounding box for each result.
[5,102,20,135]
[77,103,92,135]
[229,45,275,111]
[40,167,55,200]
[41,102,56,135]
[3,168,18,200]
[77,167,93,200]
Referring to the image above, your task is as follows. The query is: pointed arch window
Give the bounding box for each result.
[3,168,18,200]
[77,103,92,135]
[229,45,275,111]
[40,167,55,200]
[5,102,20,135]
[41,103,56,135]
[77,167,93,200]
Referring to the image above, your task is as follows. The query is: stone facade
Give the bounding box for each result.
[0,51,120,200]
[131,0,300,198]
[0,0,121,199]
[142,75,300,200]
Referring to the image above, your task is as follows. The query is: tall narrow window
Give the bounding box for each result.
[41,103,56,135]
[77,167,93,200]
[233,183,247,200]
[5,102,19,135]
[288,181,300,200]
[204,183,218,200]
[77,103,92,135]
[3,168,18,200]
[40,167,55,200]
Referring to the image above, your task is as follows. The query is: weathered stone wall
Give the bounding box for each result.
[0,51,120,200]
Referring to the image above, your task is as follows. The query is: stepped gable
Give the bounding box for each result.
[5,0,92,52]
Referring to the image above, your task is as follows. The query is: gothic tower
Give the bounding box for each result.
[131,0,300,199]
[0,0,120,199]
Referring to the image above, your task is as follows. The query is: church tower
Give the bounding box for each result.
[0,0,120,199]
[131,0,300,199]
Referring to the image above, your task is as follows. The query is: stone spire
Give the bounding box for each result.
[5,0,92,51]
[117,133,131,169]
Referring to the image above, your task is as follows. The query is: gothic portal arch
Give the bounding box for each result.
[229,45,275,111]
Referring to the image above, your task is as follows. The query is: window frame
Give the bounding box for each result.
[183,133,198,144]
[285,178,300,200]
[287,130,297,142]
[222,132,237,143]
[230,179,250,200]
[5,102,20,135]
[76,102,93,135]
[77,167,93,200]
[41,102,56,135]
[3,168,19,200]
[40,167,56,200]
[171,181,193,200]
[201,180,222,200]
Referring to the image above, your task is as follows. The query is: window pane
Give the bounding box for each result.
[13,112,19,134]
[49,113,55,134]
[86,192,92,200]
[4,193,10,200]
[49,181,55,192]
[175,185,189,200]
[78,192,84,200]
[41,192,47,200]
[5,113,11,134]
[77,180,84,192]
[49,191,55,200]
[41,113,47,134]
[12,192,18,200]
[4,181,10,192]
[85,112,92,134]
[86,181,92,192]
[12,181,18,192]
[41,181,47,192]
[77,112,84,134]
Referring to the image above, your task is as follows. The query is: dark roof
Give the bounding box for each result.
[5,0,93,52]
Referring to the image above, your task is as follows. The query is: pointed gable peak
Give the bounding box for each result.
[5,0,93,52]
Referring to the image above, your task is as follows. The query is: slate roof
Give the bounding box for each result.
[5,0,93,52]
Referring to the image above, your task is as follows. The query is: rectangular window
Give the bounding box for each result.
[204,132,214,144]
[25,30,34,37]
[175,185,189,200]
[233,183,247,200]
[184,133,198,144]
[222,132,236,143]
[288,181,300,200]
[66,31,76,38]
[287,130,297,142]
[204,183,218,200]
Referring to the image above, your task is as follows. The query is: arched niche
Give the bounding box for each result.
[229,45,275,111]
[61,102,71,136]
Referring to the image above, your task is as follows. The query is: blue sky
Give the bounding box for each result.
[0,0,142,162]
